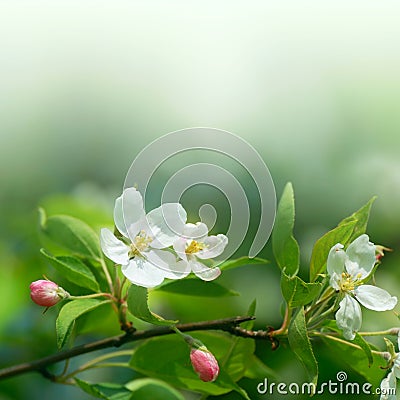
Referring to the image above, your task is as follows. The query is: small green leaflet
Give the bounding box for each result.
[40,249,100,292]
[288,308,318,387]
[281,272,322,308]
[56,299,110,348]
[219,256,269,271]
[39,208,102,261]
[338,197,376,244]
[125,378,185,400]
[272,183,300,276]
[156,279,239,297]
[309,221,356,282]
[126,285,177,326]
[309,197,376,282]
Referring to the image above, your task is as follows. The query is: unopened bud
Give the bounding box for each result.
[376,245,392,262]
[190,346,219,382]
[30,280,69,307]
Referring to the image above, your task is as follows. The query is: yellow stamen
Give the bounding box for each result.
[129,230,153,258]
[185,240,205,255]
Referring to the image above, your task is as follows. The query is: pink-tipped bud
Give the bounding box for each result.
[30,280,69,307]
[376,245,393,262]
[190,346,219,382]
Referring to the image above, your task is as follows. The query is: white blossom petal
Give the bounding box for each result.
[393,356,400,380]
[197,234,228,259]
[146,249,190,279]
[146,203,187,248]
[355,285,397,311]
[329,272,341,291]
[114,188,144,238]
[100,228,130,265]
[336,294,362,340]
[380,370,397,400]
[346,234,376,278]
[182,222,209,240]
[173,238,188,261]
[121,258,165,288]
[327,243,346,277]
[190,260,221,281]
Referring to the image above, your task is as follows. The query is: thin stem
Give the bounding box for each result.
[62,350,133,380]
[69,293,115,301]
[312,332,387,356]
[271,306,291,336]
[358,328,400,337]
[0,316,254,381]
[99,258,114,295]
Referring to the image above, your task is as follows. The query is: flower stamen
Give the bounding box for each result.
[185,240,205,255]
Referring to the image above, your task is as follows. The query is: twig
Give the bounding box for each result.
[0,316,257,381]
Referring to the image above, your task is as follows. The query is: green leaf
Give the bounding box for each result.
[157,279,239,297]
[219,256,269,271]
[281,272,322,308]
[126,285,177,326]
[309,221,356,282]
[353,333,374,367]
[75,379,113,400]
[56,299,110,348]
[321,322,374,367]
[40,249,100,292]
[309,197,376,282]
[321,334,386,387]
[272,183,300,276]
[75,379,133,400]
[288,308,318,386]
[130,331,254,398]
[125,378,184,400]
[338,197,376,243]
[243,355,279,380]
[39,208,102,260]
[242,299,256,330]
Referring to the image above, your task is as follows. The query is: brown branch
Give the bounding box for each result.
[0,315,259,381]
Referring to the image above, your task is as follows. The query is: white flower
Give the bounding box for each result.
[380,333,400,400]
[100,188,190,288]
[328,234,397,340]
[173,222,228,281]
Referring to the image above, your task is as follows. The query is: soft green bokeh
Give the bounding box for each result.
[1,1,400,399]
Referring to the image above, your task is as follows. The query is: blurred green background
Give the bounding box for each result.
[1,1,400,399]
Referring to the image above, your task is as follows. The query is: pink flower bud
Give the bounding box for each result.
[30,280,68,307]
[190,346,219,382]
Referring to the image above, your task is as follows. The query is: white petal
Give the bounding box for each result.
[346,234,376,277]
[329,272,341,291]
[146,249,190,279]
[114,188,144,237]
[327,243,346,277]
[190,260,221,281]
[380,370,396,400]
[336,294,362,340]
[173,238,188,261]
[100,228,130,265]
[197,234,228,259]
[394,356,400,380]
[182,222,209,240]
[121,258,165,288]
[355,285,397,311]
[146,203,187,248]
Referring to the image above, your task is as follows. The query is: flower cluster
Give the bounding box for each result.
[327,234,397,340]
[100,188,228,288]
